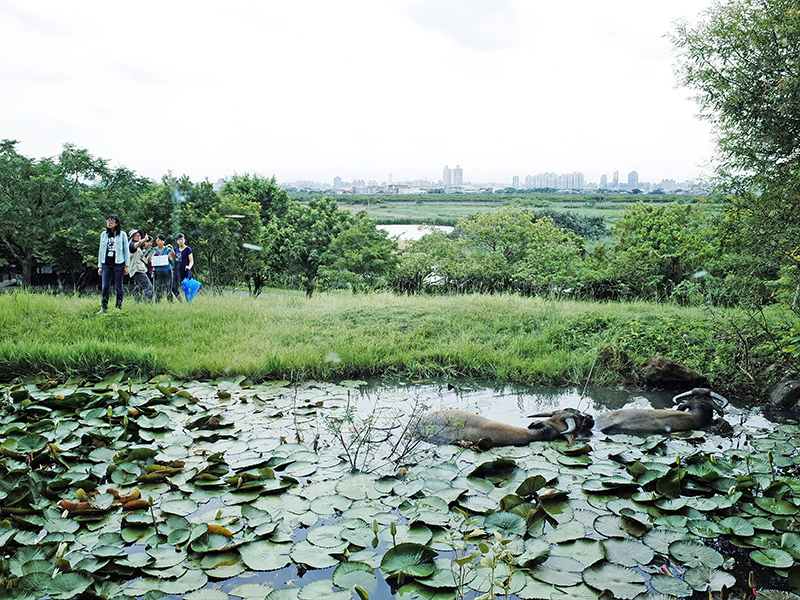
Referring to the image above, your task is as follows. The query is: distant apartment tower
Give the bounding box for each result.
[600,174,608,188]
[628,170,639,187]
[453,165,463,185]
[443,165,452,186]
[333,176,342,189]
[512,175,520,189]
[612,170,619,189]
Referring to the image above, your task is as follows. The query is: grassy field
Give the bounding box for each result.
[0,290,765,394]
[320,192,709,226]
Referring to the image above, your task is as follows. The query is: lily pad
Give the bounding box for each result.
[582,563,647,599]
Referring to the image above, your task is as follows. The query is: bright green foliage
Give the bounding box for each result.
[272,197,352,296]
[0,140,147,285]
[181,193,264,290]
[608,202,714,302]
[394,207,587,295]
[670,0,800,304]
[220,173,289,223]
[321,211,399,293]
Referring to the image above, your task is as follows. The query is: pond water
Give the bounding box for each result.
[3,377,799,600]
[378,224,454,241]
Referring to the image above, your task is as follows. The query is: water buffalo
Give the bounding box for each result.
[415,388,727,448]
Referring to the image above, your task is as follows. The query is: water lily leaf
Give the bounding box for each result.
[582,563,646,599]
[750,548,795,568]
[754,497,798,515]
[229,583,275,599]
[45,572,94,599]
[291,540,341,569]
[126,567,208,596]
[380,542,437,578]
[239,540,292,571]
[758,592,800,600]
[161,498,199,516]
[649,573,692,597]
[16,433,49,454]
[332,561,376,591]
[550,539,604,568]
[669,540,723,569]
[718,515,755,537]
[686,519,725,538]
[484,511,527,538]
[545,518,586,544]
[529,555,583,587]
[782,533,800,558]
[682,566,736,592]
[602,538,653,567]
[306,524,346,548]
[335,473,382,500]
[184,589,230,600]
[642,529,690,555]
[298,579,351,600]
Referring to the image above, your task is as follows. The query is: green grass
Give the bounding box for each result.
[0,290,761,391]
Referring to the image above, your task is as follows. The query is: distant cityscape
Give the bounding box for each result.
[280,165,704,195]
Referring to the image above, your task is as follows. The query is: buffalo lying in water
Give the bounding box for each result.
[414,388,728,448]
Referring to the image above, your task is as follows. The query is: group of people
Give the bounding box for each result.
[97,214,194,313]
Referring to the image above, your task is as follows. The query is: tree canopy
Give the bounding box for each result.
[670,0,800,303]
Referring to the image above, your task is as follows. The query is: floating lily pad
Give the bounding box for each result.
[582,563,646,599]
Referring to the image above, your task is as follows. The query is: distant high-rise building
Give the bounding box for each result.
[388,173,393,185]
[612,170,619,189]
[512,175,519,189]
[628,170,639,187]
[443,165,452,186]
[600,174,608,188]
[453,165,463,185]
[333,176,342,189]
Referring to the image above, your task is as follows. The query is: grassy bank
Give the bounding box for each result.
[0,290,782,393]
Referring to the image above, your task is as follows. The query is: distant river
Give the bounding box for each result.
[378,224,454,241]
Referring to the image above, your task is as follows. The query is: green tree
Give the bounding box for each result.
[608,202,714,302]
[272,197,352,296]
[0,141,143,285]
[670,0,800,302]
[220,173,289,224]
[321,211,399,292]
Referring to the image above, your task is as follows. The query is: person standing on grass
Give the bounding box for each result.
[172,233,193,300]
[97,215,130,313]
[151,234,174,302]
[128,229,154,301]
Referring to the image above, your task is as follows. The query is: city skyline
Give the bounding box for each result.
[294,165,699,193]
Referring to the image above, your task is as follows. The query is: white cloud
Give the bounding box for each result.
[0,0,715,186]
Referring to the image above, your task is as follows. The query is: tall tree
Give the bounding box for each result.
[0,141,132,285]
[321,211,399,292]
[272,197,351,296]
[220,173,289,224]
[670,0,800,301]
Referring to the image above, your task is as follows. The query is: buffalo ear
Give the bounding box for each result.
[528,421,546,430]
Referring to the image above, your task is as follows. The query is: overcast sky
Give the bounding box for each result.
[2,1,715,187]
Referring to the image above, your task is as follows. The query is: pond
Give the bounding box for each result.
[1,376,798,600]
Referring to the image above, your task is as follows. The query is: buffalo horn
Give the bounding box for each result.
[563,417,576,435]
[528,411,554,418]
[709,391,729,407]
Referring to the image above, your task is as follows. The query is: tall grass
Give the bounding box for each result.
[0,290,753,388]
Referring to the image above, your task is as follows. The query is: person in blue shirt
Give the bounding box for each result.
[97,215,130,313]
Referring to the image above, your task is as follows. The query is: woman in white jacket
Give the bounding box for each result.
[97,215,130,313]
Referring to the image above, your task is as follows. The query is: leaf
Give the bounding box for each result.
[750,548,795,568]
[682,567,736,592]
[582,563,646,599]
[380,542,437,578]
[239,541,293,571]
[668,540,723,569]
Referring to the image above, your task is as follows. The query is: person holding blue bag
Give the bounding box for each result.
[172,233,197,301]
